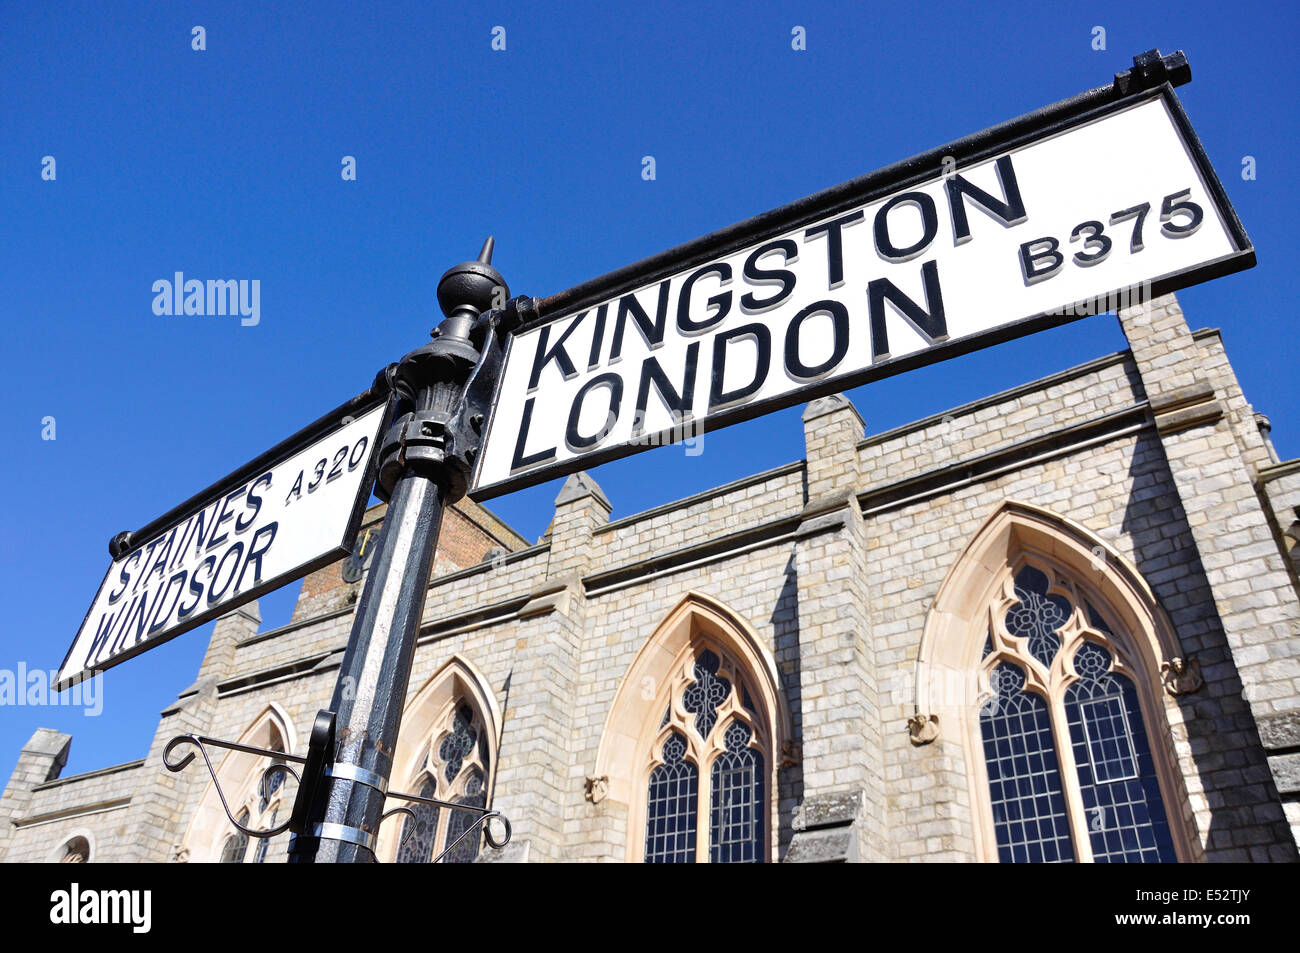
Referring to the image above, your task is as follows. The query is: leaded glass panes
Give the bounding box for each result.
[979,663,1075,863]
[259,762,286,813]
[1064,642,1175,863]
[1005,565,1070,668]
[395,696,492,863]
[443,769,486,864]
[709,721,764,863]
[438,704,478,785]
[220,810,250,864]
[254,807,278,863]
[645,732,698,863]
[396,775,440,864]
[978,561,1178,863]
[644,647,770,863]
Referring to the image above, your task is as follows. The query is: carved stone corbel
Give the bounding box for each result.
[779,739,801,769]
[1163,657,1203,696]
[908,713,940,746]
[584,775,608,803]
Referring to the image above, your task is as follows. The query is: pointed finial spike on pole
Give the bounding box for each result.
[478,236,495,265]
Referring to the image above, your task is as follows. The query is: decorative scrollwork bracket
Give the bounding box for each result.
[163,733,304,839]
[165,708,511,862]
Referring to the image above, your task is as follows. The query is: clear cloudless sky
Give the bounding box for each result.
[1,1,1296,779]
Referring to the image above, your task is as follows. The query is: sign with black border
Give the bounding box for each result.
[56,392,392,691]
[471,83,1253,501]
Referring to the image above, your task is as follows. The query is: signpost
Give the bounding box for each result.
[57,50,1255,863]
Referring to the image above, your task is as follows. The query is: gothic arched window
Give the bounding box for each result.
[182,705,298,863]
[215,728,288,864]
[219,811,251,864]
[978,563,1177,863]
[644,648,768,863]
[396,701,492,864]
[59,836,90,863]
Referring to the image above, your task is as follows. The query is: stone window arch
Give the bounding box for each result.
[916,501,1199,863]
[376,655,501,864]
[183,703,296,863]
[595,592,791,863]
[54,834,91,863]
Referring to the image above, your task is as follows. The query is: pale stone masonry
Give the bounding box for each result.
[4,291,1298,863]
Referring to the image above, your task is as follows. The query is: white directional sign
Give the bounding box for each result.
[471,85,1252,500]
[57,401,389,690]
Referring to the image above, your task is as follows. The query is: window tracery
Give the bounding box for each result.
[396,701,491,863]
[978,562,1177,863]
[643,647,768,863]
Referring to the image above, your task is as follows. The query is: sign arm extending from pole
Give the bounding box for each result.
[288,240,530,863]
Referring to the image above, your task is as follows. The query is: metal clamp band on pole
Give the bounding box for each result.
[327,762,390,796]
[312,823,378,853]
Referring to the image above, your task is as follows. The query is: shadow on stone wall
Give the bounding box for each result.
[1120,427,1296,860]
[771,552,803,860]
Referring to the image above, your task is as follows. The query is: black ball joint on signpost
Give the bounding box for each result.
[375,237,528,504]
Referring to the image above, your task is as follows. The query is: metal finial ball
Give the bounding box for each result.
[436,237,508,317]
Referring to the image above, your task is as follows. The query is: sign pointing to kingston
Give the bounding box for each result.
[470,54,1252,501]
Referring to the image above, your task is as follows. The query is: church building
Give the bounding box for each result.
[3,292,1298,863]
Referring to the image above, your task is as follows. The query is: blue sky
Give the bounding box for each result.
[1,1,1295,779]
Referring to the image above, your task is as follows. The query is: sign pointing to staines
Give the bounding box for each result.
[56,392,391,691]
[469,53,1253,501]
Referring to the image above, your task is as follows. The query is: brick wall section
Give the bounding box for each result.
[2,759,143,863]
[857,352,1147,491]
[293,497,527,622]
[592,466,806,568]
[1118,293,1300,851]
[1192,331,1277,476]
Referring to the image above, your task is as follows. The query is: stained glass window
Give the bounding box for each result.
[683,650,731,739]
[978,562,1177,863]
[979,663,1074,863]
[1064,642,1176,862]
[710,721,764,863]
[394,696,492,863]
[439,704,478,785]
[644,647,769,862]
[443,769,486,864]
[645,732,698,863]
[220,810,250,863]
[254,807,278,863]
[1005,566,1069,669]
[396,775,441,864]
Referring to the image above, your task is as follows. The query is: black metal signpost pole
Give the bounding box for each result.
[288,240,515,863]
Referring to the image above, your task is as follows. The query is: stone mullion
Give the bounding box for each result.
[1046,690,1094,864]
